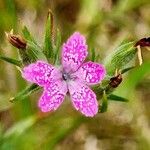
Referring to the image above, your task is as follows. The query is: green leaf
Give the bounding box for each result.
[90,48,96,62]
[121,66,135,74]
[22,26,47,64]
[107,94,129,102]
[95,54,100,62]
[43,10,53,58]
[18,49,31,65]
[10,84,40,102]
[104,41,137,75]
[26,41,47,62]
[100,91,108,113]
[54,29,61,64]
[0,56,22,67]
[22,26,37,44]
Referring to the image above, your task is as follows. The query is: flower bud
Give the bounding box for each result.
[5,30,26,49]
[135,37,150,47]
[109,73,122,88]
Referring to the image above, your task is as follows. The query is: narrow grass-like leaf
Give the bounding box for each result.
[43,10,53,58]
[0,56,22,67]
[22,26,37,44]
[10,84,40,102]
[121,66,135,74]
[100,91,108,113]
[107,94,129,102]
[54,29,61,64]
[22,25,47,63]
[95,54,100,62]
[104,41,137,75]
[26,41,47,62]
[18,49,31,65]
[90,48,96,62]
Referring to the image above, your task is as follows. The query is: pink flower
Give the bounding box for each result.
[22,32,106,117]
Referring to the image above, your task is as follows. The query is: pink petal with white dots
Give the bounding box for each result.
[22,61,60,87]
[62,32,88,73]
[76,61,106,85]
[68,81,98,117]
[38,80,68,112]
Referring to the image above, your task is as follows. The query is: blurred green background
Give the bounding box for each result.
[0,0,150,149]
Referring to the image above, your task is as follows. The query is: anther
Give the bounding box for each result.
[62,73,68,81]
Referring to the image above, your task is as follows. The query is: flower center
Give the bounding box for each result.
[62,73,70,81]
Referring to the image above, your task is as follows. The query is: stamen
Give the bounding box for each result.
[62,73,69,81]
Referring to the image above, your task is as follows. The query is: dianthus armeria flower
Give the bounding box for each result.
[22,32,106,117]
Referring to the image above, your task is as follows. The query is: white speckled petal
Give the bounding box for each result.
[62,32,88,73]
[22,61,60,87]
[76,61,106,85]
[38,80,68,112]
[68,80,98,117]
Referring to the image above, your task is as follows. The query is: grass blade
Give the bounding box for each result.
[108,94,129,102]
[100,91,108,113]
[10,84,40,102]
[43,10,53,58]
[54,29,61,64]
[0,56,22,67]
[22,26,37,44]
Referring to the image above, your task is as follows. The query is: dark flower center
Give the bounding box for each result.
[62,73,70,81]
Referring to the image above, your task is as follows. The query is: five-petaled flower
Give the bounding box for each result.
[22,32,106,117]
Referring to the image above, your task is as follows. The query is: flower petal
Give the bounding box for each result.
[62,32,88,73]
[22,61,60,86]
[76,61,106,85]
[68,81,98,117]
[38,80,68,112]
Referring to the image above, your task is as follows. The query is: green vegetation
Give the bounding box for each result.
[0,0,150,149]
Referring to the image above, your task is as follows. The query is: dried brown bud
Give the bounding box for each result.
[135,37,150,47]
[5,30,26,49]
[109,74,122,88]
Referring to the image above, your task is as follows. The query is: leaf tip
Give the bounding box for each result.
[9,97,15,103]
